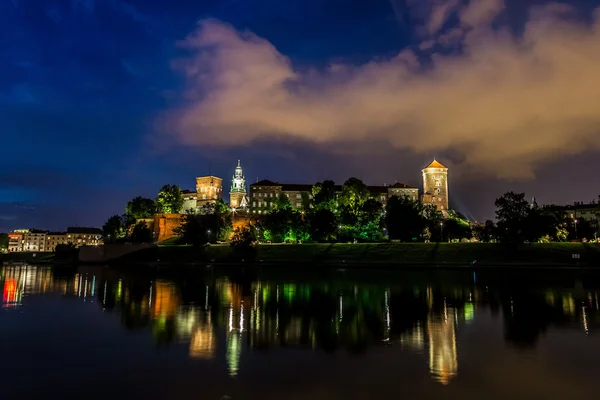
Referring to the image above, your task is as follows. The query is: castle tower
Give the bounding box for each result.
[422,159,449,212]
[229,160,247,209]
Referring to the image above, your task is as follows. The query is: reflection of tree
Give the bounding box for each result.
[500,291,571,348]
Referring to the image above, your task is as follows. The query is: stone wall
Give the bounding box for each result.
[153,213,184,242]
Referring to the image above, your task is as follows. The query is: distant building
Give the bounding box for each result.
[248,180,419,214]
[8,229,28,252]
[23,230,48,252]
[65,227,103,247]
[563,202,599,231]
[421,159,449,212]
[45,232,69,252]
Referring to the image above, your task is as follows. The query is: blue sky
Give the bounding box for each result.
[1,0,599,231]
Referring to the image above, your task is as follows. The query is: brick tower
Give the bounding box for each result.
[421,159,449,212]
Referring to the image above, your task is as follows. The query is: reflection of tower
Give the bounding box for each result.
[421,159,449,212]
[227,302,243,377]
[229,160,248,209]
[190,312,216,359]
[152,281,180,319]
[427,302,458,385]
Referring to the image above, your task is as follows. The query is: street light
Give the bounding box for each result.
[574,219,578,239]
[440,222,444,242]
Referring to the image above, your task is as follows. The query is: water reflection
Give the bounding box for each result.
[1,264,600,386]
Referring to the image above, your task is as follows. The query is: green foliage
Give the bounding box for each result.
[274,193,292,211]
[339,178,370,221]
[495,192,531,244]
[129,222,154,243]
[336,178,383,241]
[260,207,309,243]
[473,220,497,242]
[102,215,126,244]
[308,209,338,241]
[175,203,233,245]
[230,227,258,260]
[126,196,156,219]
[312,180,337,212]
[556,227,568,242]
[156,184,184,214]
[385,195,426,242]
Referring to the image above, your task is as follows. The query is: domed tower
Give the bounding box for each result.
[421,159,449,212]
[229,160,247,209]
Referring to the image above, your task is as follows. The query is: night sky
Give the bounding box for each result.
[2,0,599,231]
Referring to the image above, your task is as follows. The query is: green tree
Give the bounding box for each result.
[339,178,370,221]
[156,184,184,214]
[312,180,337,212]
[126,196,156,219]
[129,221,154,243]
[175,202,233,244]
[102,215,126,243]
[422,204,444,241]
[308,209,338,242]
[274,193,292,211]
[495,192,530,244]
[473,220,497,242]
[261,207,309,243]
[230,226,258,260]
[385,195,426,242]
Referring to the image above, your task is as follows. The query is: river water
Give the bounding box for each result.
[0,264,599,399]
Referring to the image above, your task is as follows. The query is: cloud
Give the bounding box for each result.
[164,2,600,180]
[427,0,461,35]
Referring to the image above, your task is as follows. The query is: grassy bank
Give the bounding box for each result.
[119,242,600,266]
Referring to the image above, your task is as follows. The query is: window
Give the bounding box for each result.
[269,202,273,207]
[296,203,301,208]
[253,201,256,207]
[296,194,301,199]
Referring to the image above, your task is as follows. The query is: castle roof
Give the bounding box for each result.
[423,159,447,169]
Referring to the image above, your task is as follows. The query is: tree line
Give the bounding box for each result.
[102,179,599,246]
[102,184,185,243]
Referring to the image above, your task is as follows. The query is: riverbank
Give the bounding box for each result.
[114,242,600,267]
[3,242,598,267]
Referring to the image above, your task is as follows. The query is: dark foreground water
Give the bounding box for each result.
[1,265,600,399]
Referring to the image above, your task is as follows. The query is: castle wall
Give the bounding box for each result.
[153,213,184,242]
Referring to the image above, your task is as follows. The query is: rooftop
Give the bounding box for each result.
[423,159,447,169]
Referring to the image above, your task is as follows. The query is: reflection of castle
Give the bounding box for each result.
[7,265,600,384]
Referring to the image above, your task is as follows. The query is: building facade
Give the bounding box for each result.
[248,180,419,214]
[563,202,599,232]
[24,230,48,252]
[196,176,223,208]
[421,159,449,212]
[7,227,102,252]
[8,230,27,252]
